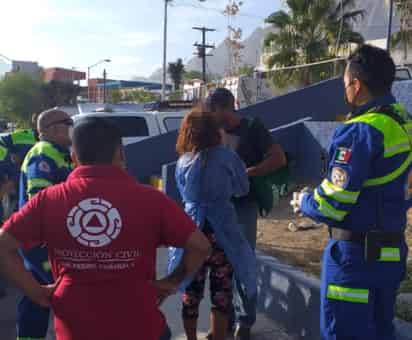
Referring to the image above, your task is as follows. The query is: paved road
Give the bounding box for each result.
[0,249,292,340]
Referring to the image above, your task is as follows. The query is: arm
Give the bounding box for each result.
[247,143,287,177]
[25,156,57,199]
[159,229,210,287]
[0,192,55,306]
[0,230,53,306]
[299,123,380,224]
[230,150,250,197]
[246,119,287,177]
[154,192,211,301]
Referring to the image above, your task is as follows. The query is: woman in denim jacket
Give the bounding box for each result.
[168,107,257,340]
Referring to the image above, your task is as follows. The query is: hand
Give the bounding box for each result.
[290,190,309,214]
[29,275,63,307]
[153,278,178,306]
[246,167,257,177]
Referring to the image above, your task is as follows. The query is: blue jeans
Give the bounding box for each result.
[321,239,408,340]
[232,199,257,328]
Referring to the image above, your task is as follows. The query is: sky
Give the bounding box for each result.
[0,0,282,80]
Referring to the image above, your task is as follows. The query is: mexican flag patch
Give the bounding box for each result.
[335,147,352,164]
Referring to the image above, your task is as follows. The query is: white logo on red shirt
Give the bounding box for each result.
[66,198,122,248]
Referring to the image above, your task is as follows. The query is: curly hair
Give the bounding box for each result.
[176,106,222,155]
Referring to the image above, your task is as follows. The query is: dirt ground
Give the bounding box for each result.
[256,191,412,292]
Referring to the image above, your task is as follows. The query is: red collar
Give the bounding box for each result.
[68,165,135,182]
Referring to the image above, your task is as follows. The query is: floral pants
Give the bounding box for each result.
[182,222,234,319]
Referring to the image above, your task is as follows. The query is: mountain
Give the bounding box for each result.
[148,25,276,80]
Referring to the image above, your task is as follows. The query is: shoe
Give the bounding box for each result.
[234,325,251,340]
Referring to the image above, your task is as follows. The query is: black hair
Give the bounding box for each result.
[207,87,235,111]
[347,44,395,96]
[73,118,122,165]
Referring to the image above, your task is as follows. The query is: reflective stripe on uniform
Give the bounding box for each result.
[11,129,36,146]
[0,145,7,161]
[347,113,411,158]
[17,337,44,340]
[363,150,412,187]
[22,141,68,172]
[27,178,53,193]
[314,189,347,221]
[379,247,401,262]
[320,179,360,204]
[327,285,369,303]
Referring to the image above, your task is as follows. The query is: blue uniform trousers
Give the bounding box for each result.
[17,246,52,339]
[321,239,408,340]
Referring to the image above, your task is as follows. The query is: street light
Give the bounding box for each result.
[162,0,206,101]
[88,59,111,102]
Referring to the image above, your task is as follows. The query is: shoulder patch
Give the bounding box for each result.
[331,167,349,188]
[334,147,352,164]
[38,161,51,173]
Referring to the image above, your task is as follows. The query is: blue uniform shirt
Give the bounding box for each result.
[301,94,412,232]
[19,140,71,208]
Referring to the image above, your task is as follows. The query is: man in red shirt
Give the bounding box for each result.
[0,118,211,340]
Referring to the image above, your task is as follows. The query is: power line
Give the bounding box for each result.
[193,26,216,82]
[170,1,265,20]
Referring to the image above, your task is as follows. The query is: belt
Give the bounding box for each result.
[328,227,404,245]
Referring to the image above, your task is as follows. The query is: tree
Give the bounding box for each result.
[41,80,80,108]
[168,58,185,91]
[110,90,122,103]
[264,0,364,88]
[392,0,412,62]
[184,70,203,81]
[123,89,159,103]
[238,64,255,77]
[0,73,42,125]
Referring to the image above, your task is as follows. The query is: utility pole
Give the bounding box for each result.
[386,0,394,51]
[162,0,172,101]
[103,69,107,104]
[193,26,215,83]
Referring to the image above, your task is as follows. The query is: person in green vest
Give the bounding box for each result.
[291,45,411,340]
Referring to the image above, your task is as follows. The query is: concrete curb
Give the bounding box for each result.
[255,250,412,340]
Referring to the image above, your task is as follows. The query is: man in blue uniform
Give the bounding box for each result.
[17,108,73,340]
[0,143,17,299]
[291,45,411,340]
[0,113,39,219]
[0,112,39,166]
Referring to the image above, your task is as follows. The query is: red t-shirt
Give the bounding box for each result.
[3,165,196,340]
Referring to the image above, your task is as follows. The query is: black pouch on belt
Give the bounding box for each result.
[364,231,382,262]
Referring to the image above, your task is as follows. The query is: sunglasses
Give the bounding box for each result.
[45,118,74,128]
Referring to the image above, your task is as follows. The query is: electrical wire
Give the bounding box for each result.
[170,1,265,20]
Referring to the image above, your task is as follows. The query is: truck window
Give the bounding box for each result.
[105,117,149,137]
[395,68,412,81]
[164,117,183,132]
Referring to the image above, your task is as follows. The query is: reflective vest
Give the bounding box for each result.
[20,141,72,204]
[346,104,412,187]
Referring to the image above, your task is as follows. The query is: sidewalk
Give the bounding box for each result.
[0,249,292,340]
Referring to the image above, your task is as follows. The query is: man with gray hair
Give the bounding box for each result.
[16,108,73,339]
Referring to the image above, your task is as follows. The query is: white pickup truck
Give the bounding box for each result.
[72,110,186,145]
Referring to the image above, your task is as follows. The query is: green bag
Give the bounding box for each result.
[244,117,289,217]
[250,166,289,217]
